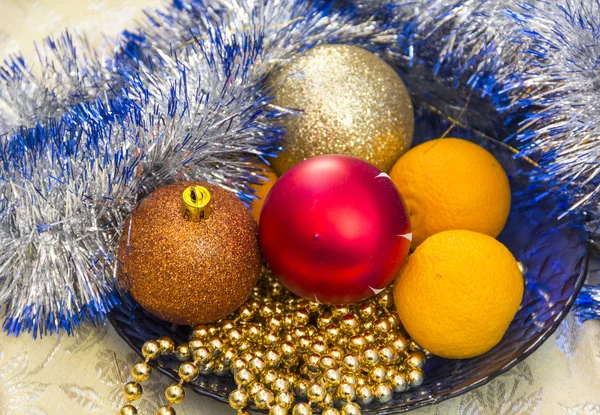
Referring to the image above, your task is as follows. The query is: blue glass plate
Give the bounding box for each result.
[109,135,589,412]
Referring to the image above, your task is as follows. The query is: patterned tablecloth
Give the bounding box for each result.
[0,1,599,414]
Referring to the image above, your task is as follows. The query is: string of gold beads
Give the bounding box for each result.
[119,269,426,415]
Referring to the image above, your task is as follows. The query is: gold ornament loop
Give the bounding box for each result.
[181,186,211,222]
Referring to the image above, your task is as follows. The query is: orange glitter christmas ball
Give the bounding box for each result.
[117,182,262,325]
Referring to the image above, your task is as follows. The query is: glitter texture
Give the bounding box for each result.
[117,182,262,326]
[268,44,414,175]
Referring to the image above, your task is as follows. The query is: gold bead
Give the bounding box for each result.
[294,379,310,398]
[255,350,266,360]
[263,332,280,349]
[120,405,138,415]
[341,402,362,415]
[178,362,199,382]
[406,350,426,369]
[198,361,215,375]
[192,347,212,365]
[317,312,334,329]
[254,388,275,409]
[336,383,356,402]
[319,355,337,370]
[323,368,342,388]
[226,328,243,345]
[265,350,281,369]
[282,314,295,330]
[188,337,205,351]
[294,309,310,326]
[123,382,143,401]
[284,373,297,388]
[306,301,320,313]
[261,304,276,318]
[208,336,224,356]
[238,304,254,321]
[307,383,326,403]
[175,344,191,361]
[369,366,387,384]
[407,367,424,387]
[262,370,279,385]
[349,336,367,353]
[312,341,326,354]
[219,319,235,333]
[340,315,358,333]
[249,300,261,310]
[377,345,397,365]
[323,408,340,415]
[325,325,341,342]
[356,377,367,387]
[363,332,376,346]
[387,313,401,329]
[238,341,253,352]
[192,324,211,339]
[248,381,265,396]
[229,388,249,410]
[374,383,393,403]
[234,368,255,386]
[276,391,294,408]
[342,354,360,372]
[165,383,185,404]
[373,319,392,337]
[281,333,295,343]
[155,406,176,415]
[131,362,152,382]
[320,393,333,409]
[246,324,262,342]
[270,404,288,415]
[280,342,295,360]
[355,385,373,405]
[268,316,284,332]
[249,356,267,374]
[306,354,321,372]
[341,374,358,386]
[391,373,408,393]
[292,403,313,415]
[222,348,238,366]
[296,337,311,354]
[362,321,373,332]
[358,303,376,320]
[332,305,350,318]
[361,348,380,367]
[231,358,247,374]
[142,340,161,359]
[329,347,343,361]
[272,377,291,393]
[386,367,398,379]
[156,337,175,354]
[376,291,393,308]
[408,339,423,352]
[391,336,409,353]
[241,352,255,363]
[293,326,309,339]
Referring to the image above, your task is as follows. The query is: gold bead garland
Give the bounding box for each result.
[119,269,426,414]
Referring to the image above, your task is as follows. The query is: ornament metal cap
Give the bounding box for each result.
[182,185,211,222]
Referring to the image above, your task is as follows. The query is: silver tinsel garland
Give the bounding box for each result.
[1,0,600,336]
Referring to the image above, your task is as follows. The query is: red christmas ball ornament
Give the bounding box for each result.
[259,155,411,304]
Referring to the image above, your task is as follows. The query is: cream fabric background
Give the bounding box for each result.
[0,1,599,414]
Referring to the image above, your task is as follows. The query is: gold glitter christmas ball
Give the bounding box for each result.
[267,44,414,175]
[117,182,261,325]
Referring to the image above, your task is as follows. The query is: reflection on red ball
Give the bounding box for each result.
[259,155,411,304]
